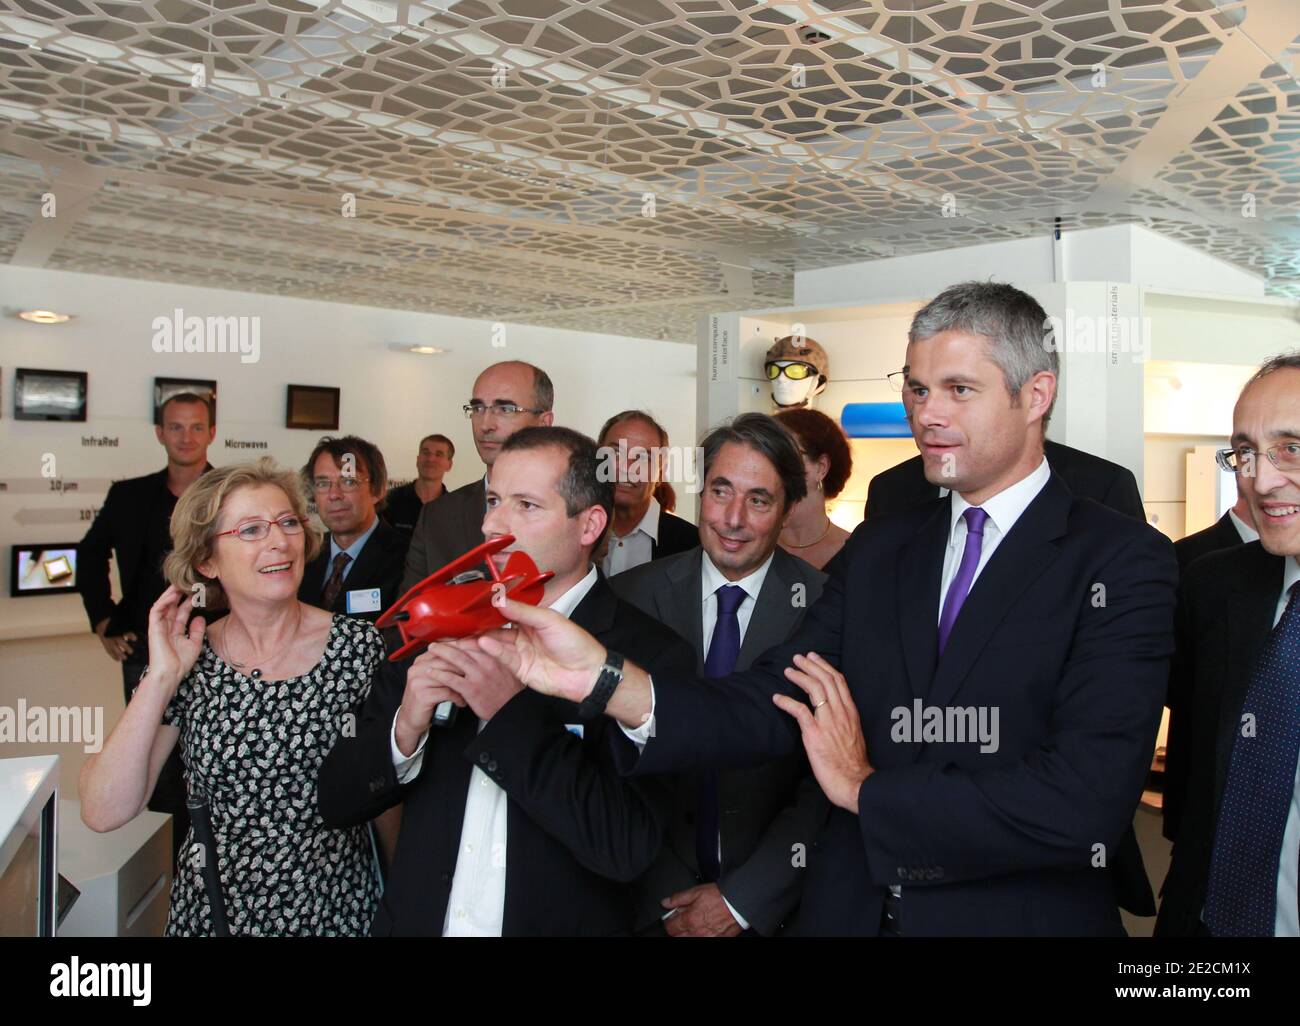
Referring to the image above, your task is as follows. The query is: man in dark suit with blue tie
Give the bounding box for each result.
[1157,354,1300,936]
[610,414,829,936]
[478,281,1179,936]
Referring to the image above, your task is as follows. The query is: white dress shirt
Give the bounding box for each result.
[602,496,661,577]
[1229,508,1259,544]
[389,564,599,936]
[1272,555,1300,937]
[700,550,773,663]
[939,457,1052,623]
[698,550,775,930]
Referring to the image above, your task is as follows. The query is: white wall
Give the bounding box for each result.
[0,267,695,794]
[794,224,1266,308]
[795,234,1054,308]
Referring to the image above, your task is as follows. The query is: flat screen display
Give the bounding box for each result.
[11,544,79,597]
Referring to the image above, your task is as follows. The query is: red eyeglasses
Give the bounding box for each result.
[213,515,306,543]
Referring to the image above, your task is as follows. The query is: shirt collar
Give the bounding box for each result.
[630,495,662,544]
[547,564,598,620]
[700,548,775,606]
[949,456,1051,544]
[1284,555,1300,601]
[1228,508,1259,544]
[329,515,379,563]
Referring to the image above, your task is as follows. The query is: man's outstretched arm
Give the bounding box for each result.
[476,545,852,773]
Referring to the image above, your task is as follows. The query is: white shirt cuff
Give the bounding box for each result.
[391,710,429,783]
[617,679,657,749]
[720,892,750,932]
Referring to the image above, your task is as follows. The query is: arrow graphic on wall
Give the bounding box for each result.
[12,508,93,525]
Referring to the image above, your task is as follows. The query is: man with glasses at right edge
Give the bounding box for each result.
[401,361,554,589]
[1159,353,1300,937]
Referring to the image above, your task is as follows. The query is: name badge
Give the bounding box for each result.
[346,588,382,614]
[564,723,585,739]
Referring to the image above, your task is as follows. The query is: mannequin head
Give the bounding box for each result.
[765,335,829,409]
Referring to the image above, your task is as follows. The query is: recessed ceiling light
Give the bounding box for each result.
[17,309,73,324]
[387,343,448,355]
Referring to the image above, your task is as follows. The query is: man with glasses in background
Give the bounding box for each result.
[1159,353,1300,937]
[299,435,406,625]
[400,361,554,590]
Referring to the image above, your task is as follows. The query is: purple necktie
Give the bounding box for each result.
[938,507,989,654]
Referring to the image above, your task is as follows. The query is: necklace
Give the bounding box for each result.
[219,611,300,681]
[782,518,833,549]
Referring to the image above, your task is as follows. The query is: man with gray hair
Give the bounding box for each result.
[478,279,1179,936]
[867,283,1144,522]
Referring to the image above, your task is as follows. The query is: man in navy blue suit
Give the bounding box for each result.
[478,281,1179,936]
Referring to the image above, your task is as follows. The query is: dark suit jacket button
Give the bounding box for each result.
[441,873,451,884]
[479,752,490,764]
[369,776,385,793]
[487,760,498,772]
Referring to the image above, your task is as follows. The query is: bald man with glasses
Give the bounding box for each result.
[401,361,554,591]
[1159,353,1300,937]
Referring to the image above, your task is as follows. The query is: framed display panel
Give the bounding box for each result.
[154,377,217,426]
[10,543,79,597]
[14,368,87,422]
[286,384,340,430]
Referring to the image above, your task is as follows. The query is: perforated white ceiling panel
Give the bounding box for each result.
[0,1,1296,341]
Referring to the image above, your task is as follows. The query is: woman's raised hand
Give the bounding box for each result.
[145,585,207,689]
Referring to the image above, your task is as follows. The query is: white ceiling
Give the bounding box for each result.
[0,0,1297,342]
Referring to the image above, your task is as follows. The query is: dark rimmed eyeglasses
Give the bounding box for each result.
[463,402,546,419]
[214,515,305,543]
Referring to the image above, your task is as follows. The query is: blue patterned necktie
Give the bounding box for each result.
[1203,581,1300,936]
[696,585,746,883]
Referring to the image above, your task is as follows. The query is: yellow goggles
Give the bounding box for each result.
[766,362,816,381]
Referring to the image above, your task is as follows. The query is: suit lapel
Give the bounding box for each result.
[301,548,329,605]
[660,551,702,670]
[925,475,1069,713]
[737,550,801,670]
[571,574,617,637]
[898,501,949,701]
[1213,543,1284,798]
[339,525,385,608]
[465,479,487,550]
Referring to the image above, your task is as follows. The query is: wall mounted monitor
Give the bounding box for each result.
[14,368,87,422]
[154,377,217,427]
[11,543,79,597]
[286,384,340,430]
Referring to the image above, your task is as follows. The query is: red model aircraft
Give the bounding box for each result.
[376,535,553,661]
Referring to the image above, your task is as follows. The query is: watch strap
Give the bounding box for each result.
[578,649,625,721]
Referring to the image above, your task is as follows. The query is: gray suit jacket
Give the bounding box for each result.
[610,545,831,935]
[400,477,487,592]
